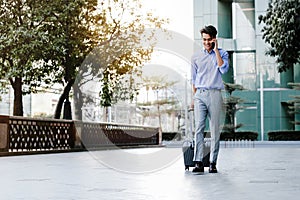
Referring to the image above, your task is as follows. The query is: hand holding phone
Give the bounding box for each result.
[211,42,215,49]
[212,38,218,50]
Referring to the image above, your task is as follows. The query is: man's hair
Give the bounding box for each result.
[200,25,217,38]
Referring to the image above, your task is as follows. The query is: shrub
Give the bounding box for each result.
[162,132,181,141]
[268,131,300,141]
[221,131,258,141]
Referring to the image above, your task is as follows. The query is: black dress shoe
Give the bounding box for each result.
[209,163,218,173]
[192,162,204,173]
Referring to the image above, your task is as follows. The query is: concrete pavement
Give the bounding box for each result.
[1,142,300,200]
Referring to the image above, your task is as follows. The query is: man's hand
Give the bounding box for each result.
[213,38,224,67]
[190,101,194,110]
[213,38,218,50]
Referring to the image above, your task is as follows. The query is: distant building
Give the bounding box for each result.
[0,85,61,118]
[193,0,300,140]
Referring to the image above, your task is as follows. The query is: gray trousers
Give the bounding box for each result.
[193,89,224,164]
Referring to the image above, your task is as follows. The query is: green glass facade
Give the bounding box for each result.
[194,0,300,140]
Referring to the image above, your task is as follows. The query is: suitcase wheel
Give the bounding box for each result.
[185,166,189,171]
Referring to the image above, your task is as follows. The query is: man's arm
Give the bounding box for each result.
[213,39,229,74]
[191,56,198,108]
[213,39,224,67]
[215,49,224,67]
[191,84,197,109]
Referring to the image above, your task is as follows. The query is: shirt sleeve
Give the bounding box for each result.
[191,55,198,85]
[218,50,229,74]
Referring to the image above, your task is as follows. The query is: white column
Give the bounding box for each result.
[260,73,264,141]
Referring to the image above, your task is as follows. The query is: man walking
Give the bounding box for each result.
[191,25,229,173]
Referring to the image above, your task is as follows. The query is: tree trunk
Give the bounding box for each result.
[102,106,112,122]
[54,79,75,119]
[10,77,23,116]
[73,83,83,120]
[156,101,162,132]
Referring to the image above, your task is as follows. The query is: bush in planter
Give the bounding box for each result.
[268,131,300,141]
[221,131,258,141]
[162,132,181,141]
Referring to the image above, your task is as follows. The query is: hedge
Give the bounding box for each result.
[162,132,181,141]
[268,131,300,141]
[163,131,259,141]
[220,131,258,141]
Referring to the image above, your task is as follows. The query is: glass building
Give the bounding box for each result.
[193,0,300,140]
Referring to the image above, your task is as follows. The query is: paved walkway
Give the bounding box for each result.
[1,142,300,200]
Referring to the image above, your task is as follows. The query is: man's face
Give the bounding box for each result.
[202,33,214,51]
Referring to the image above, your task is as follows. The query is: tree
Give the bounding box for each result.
[45,0,167,120]
[43,0,101,119]
[0,0,62,116]
[137,75,179,132]
[258,0,300,72]
[0,0,167,119]
[223,82,246,138]
[72,0,167,121]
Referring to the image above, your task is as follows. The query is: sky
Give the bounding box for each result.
[140,0,195,70]
[137,0,194,105]
[141,0,194,39]
[141,0,195,75]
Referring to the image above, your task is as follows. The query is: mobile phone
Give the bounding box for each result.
[211,42,215,49]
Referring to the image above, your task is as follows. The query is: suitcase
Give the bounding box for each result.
[182,139,210,170]
[182,140,195,170]
[182,108,210,170]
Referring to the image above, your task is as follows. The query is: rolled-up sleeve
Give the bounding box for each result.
[218,50,229,74]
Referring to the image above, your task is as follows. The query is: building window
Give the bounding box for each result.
[234,52,256,90]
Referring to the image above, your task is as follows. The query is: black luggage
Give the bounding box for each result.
[182,139,210,170]
[182,108,210,171]
[182,140,195,170]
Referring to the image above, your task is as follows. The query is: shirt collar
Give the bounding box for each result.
[203,48,214,54]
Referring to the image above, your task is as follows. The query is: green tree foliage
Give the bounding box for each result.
[75,0,167,120]
[0,0,167,119]
[258,0,300,72]
[46,0,101,119]
[48,0,167,119]
[0,0,61,116]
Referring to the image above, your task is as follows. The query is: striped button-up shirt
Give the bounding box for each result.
[191,48,229,90]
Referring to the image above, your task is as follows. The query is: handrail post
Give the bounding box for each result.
[0,116,9,152]
[158,127,162,145]
[73,121,83,149]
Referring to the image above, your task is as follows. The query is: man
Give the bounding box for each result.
[191,25,229,173]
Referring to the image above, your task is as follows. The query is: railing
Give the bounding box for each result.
[76,121,160,148]
[0,115,160,154]
[222,139,255,148]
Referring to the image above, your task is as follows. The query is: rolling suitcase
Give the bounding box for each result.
[182,139,210,170]
[182,108,210,170]
[182,140,195,170]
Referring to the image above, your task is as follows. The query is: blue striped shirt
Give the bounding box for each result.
[191,48,229,90]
